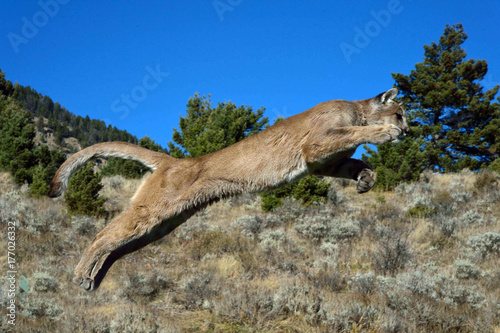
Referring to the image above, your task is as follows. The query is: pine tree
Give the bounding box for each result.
[0,70,14,96]
[167,94,268,158]
[0,96,36,184]
[64,162,106,216]
[139,136,168,153]
[364,24,500,189]
[29,163,50,197]
[260,175,331,211]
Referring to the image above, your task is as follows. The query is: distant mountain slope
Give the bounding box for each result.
[1,69,139,154]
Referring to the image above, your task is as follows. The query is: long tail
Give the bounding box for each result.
[48,142,175,198]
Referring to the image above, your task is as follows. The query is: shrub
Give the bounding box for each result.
[123,272,170,301]
[109,309,161,333]
[331,302,380,331]
[454,259,480,280]
[396,271,437,299]
[329,217,361,241]
[295,215,360,243]
[327,186,344,205]
[291,175,331,206]
[231,215,263,238]
[373,232,412,276]
[71,215,98,236]
[260,175,331,211]
[474,170,498,190]
[272,283,323,322]
[457,209,487,227]
[33,272,59,292]
[64,162,106,216]
[294,216,330,243]
[20,294,63,321]
[189,230,238,260]
[29,163,50,197]
[349,272,376,297]
[265,213,284,228]
[406,204,435,218]
[260,194,282,212]
[430,214,457,237]
[25,207,61,235]
[320,240,339,256]
[259,229,287,252]
[313,269,346,292]
[467,232,500,258]
[177,272,219,309]
[449,180,474,203]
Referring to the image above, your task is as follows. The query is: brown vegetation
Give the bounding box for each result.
[1,170,499,332]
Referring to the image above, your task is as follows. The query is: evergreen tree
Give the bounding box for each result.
[167,94,268,158]
[139,136,168,153]
[29,163,50,197]
[101,136,168,179]
[261,175,331,212]
[64,162,106,216]
[0,70,14,96]
[364,24,500,189]
[0,96,36,184]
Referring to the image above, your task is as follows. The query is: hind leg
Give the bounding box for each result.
[73,205,189,290]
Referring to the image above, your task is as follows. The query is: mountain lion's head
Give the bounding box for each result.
[364,88,410,143]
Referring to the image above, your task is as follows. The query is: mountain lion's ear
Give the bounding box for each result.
[375,88,398,105]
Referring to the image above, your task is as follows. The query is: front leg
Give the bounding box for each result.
[302,124,402,165]
[314,158,376,193]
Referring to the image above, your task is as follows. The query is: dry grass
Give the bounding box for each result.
[1,170,500,332]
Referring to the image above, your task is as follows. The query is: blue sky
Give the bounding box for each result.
[1,0,499,159]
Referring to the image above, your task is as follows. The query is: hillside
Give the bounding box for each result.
[1,69,140,153]
[1,169,499,332]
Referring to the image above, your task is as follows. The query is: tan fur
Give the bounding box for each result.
[49,88,409,290]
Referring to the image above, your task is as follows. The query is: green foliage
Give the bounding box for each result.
[1,68,139,148]
[64,162,106,216]
[0,94,66,193]
[167,94,269,158]
[363,137,427,190]
[1,68,143,191]
[101,158,146,179]
[0,95,36,184]
[364,24,500,189]
[29,163,50,197]
[489,158,500,173]
[406,205,436,218]
[102,136,168,179]
[261,194,283,213]
[260,175,331,212]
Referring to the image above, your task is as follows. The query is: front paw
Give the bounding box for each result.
[369,125,402,145]
[357,168,376,193]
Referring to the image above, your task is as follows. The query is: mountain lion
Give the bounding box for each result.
[49,88,409,290]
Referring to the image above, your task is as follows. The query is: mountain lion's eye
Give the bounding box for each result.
[396,114,403,120]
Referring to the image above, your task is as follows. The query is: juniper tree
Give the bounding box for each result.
[29,163,50,198]
[364,24,500,189]
[64,162,106,216]
[167,94,269,158]
[0,95,36,184]
[102,136,168,179]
